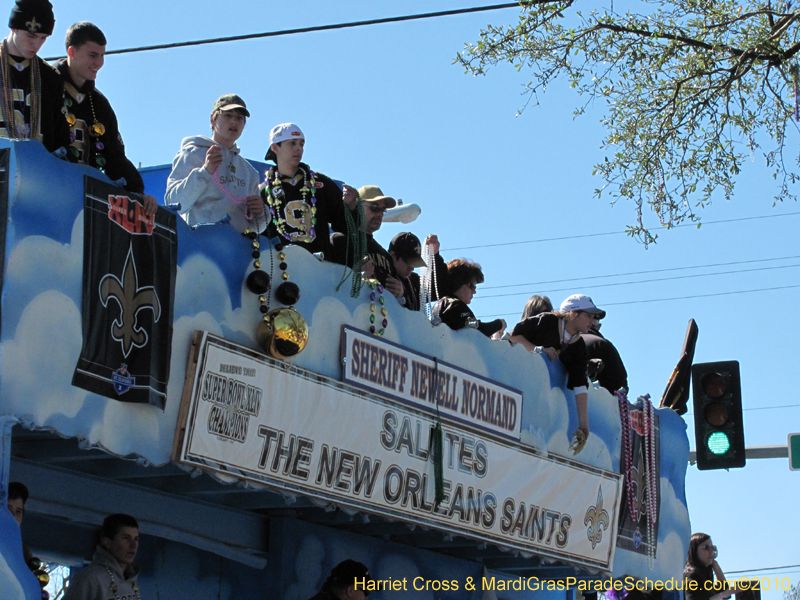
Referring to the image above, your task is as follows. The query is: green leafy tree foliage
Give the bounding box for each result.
[457,1,800,244]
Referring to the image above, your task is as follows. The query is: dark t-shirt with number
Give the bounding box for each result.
[262,163,349,258]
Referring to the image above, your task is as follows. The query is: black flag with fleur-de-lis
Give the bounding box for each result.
[72,176,177,409]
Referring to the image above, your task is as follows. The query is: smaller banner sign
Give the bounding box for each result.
[341,327,523,440]
[616,402,661,556]
[175,332,624,571]
[72,176,177,408]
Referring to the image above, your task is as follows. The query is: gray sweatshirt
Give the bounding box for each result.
[63,544,141,600]
[165,135,266,233]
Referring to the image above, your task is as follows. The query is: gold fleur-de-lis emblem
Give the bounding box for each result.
[99,245,161,358]
[584,487,610,550]
[25,17,41,33]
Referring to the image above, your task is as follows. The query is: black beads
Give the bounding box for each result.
[275,281,300,306]
[246,270,271,295]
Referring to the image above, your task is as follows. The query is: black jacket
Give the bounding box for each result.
[53,59,144,192]
[263,163,351,257]
[399,251,448,311]
[512,312,589,391]
[330,232,394,286]
[0,54,72,155]
[432,296,503,337]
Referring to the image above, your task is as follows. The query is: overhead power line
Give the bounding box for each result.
[686,404,800,416]
[726,563,800,575]
[44,3,525,61]
[478,283,800,318]
[475,262,800,299]
[445,211,800,252]
[481,254,800,290]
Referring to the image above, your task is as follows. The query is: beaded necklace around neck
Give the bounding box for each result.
[265,165,317,241]
[63,81,107,167]
[0,39,40,139]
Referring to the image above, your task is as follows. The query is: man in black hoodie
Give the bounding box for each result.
[54,22,156,215]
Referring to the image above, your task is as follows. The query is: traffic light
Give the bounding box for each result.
[691,360,745,470]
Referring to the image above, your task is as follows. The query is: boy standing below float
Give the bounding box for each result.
[166,94,265,233]
[63,514,142,600]
[0,0,71,154]
[54,22,156,215]
[263,123,358,259]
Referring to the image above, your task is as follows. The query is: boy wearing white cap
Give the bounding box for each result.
[166,94,266,233]
[263,123,357,258]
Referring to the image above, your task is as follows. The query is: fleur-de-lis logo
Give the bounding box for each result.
[25,17,41,33]
[631,450,649,521]
[99,245,161,357]
[584,487,610,550]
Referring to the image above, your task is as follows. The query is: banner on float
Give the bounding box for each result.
[174,332,623,571]
[72,176,177,409]
[341,326,523,440]
[616,404,661,556]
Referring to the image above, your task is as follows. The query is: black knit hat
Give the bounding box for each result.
[9,0,54,36]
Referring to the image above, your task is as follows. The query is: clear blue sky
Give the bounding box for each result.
[38,1,800,596]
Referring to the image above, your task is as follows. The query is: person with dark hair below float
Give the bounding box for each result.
[509,294,604,455]
[166,94,266,233]
[262,123,359,259]
[684,533,739,600]
[389,232,449,311]
[329,184,404,297]
[6,481,36,567]
[1,0,72,155]
[431,259,505,337]
[308,559,373,600]
[63,513,141,600]
[53,22,157,216]
[6,480,26,526]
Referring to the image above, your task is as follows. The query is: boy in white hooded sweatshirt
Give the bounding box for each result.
[166,94,266,233]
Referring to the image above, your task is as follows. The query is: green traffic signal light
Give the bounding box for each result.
[691,361,745,470]
[707,431,731,455]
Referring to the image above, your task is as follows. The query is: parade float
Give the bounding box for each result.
[0,140,690,599]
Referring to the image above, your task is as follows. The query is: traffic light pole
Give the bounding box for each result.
[688,445,788,465]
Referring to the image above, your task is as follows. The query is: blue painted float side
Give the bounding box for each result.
[0,140,691,594]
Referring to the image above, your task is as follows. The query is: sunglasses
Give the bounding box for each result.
[367,204,386,214]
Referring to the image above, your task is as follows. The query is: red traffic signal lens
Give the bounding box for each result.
[704,400,729,427]
[701,372,727,398]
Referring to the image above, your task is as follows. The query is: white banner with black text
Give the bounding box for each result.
[175,332,623,571]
